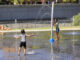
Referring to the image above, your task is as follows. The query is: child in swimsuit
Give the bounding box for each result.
[53,19,59,40]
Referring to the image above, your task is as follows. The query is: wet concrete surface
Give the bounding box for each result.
[0,48,80,60]
[0,31,80,60]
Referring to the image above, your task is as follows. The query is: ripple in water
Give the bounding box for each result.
[63,32,80,35]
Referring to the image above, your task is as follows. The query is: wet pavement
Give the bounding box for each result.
[0,48,51,60]
[0,48,80,60]
[0,31,80,60]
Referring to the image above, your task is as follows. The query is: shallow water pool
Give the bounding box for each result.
[0,30,80,60]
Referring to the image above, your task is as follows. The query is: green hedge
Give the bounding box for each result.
[73,13,80,26]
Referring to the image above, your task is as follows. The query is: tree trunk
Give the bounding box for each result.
[17,0,21,4]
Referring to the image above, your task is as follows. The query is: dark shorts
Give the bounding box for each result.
[56,28,59,32]
[20,42,26,49]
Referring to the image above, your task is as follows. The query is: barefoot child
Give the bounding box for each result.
[15,29,34,56]
[53,19,59,40]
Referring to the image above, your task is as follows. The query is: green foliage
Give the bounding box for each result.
[62,0,70,2]
[71,0,77,2]
[14,0,18,5]
[73,13,80,26]
[10,0,14,2]
[20,0,24,2]
[0,0,1,2]
[0,0,78,4]
[62,0,77,3]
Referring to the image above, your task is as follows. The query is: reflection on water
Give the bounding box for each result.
[54,40,60,54]
[63,32,80,35]
[18,56,27,60]
[0,30,80,60]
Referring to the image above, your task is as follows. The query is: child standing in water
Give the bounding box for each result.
[15,29,34,56]
[53,18,59,40]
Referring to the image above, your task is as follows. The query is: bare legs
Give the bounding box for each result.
[18,47,21,55]
[24,48,26,55]
[18,47,26,55]
[56,32,59,40]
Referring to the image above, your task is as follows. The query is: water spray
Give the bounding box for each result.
[49,2,55,60]
[15,19,18,54]
[72,16,75,60]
